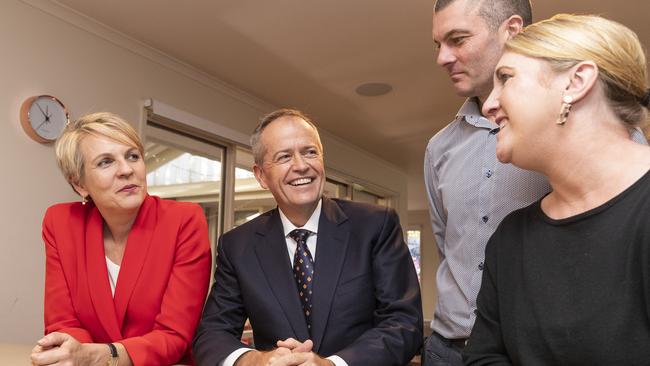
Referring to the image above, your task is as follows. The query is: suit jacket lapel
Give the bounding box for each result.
[254,209,310,341]
[85,206,123,340]
[113,195,156,328]
[311,198,349,352]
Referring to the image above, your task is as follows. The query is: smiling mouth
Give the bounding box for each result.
[289,178,314,186]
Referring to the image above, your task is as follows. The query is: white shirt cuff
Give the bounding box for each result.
[327,355,348,366]
[220,347,253,366]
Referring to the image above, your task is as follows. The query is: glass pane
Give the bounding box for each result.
[233,148,276,228]
[145,125,224,249]
[407,229,421,282]
[352,184,389,207]
[324,178,349,199]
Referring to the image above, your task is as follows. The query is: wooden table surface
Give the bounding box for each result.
[0,343,32,365]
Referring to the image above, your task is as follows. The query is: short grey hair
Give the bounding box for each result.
[250,108,321,165]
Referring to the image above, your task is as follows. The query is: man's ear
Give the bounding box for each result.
[502,15,524,41]
[253,164,269,190]
[564,61,599,104]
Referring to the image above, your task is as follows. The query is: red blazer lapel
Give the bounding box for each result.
[85,206,123,340]
[113,195,157,328]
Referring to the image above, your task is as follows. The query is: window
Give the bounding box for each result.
[407,228,422,282]
[325,177,393,208]
[233,148,275,227]
[145,123,226,248]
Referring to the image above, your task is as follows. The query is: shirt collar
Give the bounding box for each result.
[456,97,495,129]
[279,199,322,237]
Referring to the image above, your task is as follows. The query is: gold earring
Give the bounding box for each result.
[82,196,87,205]
[557,95,573,125]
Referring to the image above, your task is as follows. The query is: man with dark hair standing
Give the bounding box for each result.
[194,109,422,366]
[424,1,546,365]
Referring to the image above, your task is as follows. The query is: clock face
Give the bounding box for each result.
[24,96,68,142]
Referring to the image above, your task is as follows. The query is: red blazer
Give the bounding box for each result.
[42,195,212,365]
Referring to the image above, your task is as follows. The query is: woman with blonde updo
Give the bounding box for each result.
[30,112,212,366]
[464,14,650,364]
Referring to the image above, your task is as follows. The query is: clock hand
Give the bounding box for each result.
[34,119,49,132]
[42,107,52,123]
[35,102,48,118]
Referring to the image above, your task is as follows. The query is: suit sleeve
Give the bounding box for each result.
[335,208,423,366]
[462,228,512,365]
[42,207,94,343]
[193,235,252,366]
[120,205,212,366]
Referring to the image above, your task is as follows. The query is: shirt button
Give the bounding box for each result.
[478,262,485,270]
[482,216,489,223]
[474,309,479,315]
[485,170,493,178]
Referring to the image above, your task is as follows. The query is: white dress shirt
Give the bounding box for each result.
[106,257,120,297]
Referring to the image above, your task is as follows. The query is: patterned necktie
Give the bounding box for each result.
[289,229,315,332]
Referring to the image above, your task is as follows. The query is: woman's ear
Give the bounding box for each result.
[563,61,599,103]
[71,180,89,200]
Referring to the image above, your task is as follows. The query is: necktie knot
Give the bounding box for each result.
[289,229,311,244]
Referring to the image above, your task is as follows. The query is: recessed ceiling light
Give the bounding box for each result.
[355,82,393,97]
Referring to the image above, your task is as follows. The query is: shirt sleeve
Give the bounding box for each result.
[424,142,448,258]
[327,355,348,366]
[220,348,253,366]
[220,349,346,366]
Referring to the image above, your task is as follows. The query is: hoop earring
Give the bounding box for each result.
[557,95,573,125]
[82,196,87,205]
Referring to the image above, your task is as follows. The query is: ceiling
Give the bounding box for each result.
[54,0,649,202]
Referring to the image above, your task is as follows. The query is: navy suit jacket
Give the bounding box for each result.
[193,197,423,366]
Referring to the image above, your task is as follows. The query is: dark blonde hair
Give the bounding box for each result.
[507,14,649,126]
[55,112,143,193]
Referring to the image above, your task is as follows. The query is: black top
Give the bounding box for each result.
[464,170,650,365]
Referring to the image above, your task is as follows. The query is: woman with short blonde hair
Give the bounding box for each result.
[31,112,212,366]
[54,112,144,198]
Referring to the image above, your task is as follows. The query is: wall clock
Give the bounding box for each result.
[20,95,69,143]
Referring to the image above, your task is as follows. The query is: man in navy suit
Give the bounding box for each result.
[193,109,423,366]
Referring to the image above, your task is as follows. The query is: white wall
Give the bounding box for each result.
[408,171,428,211]
[0,0,409,344]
